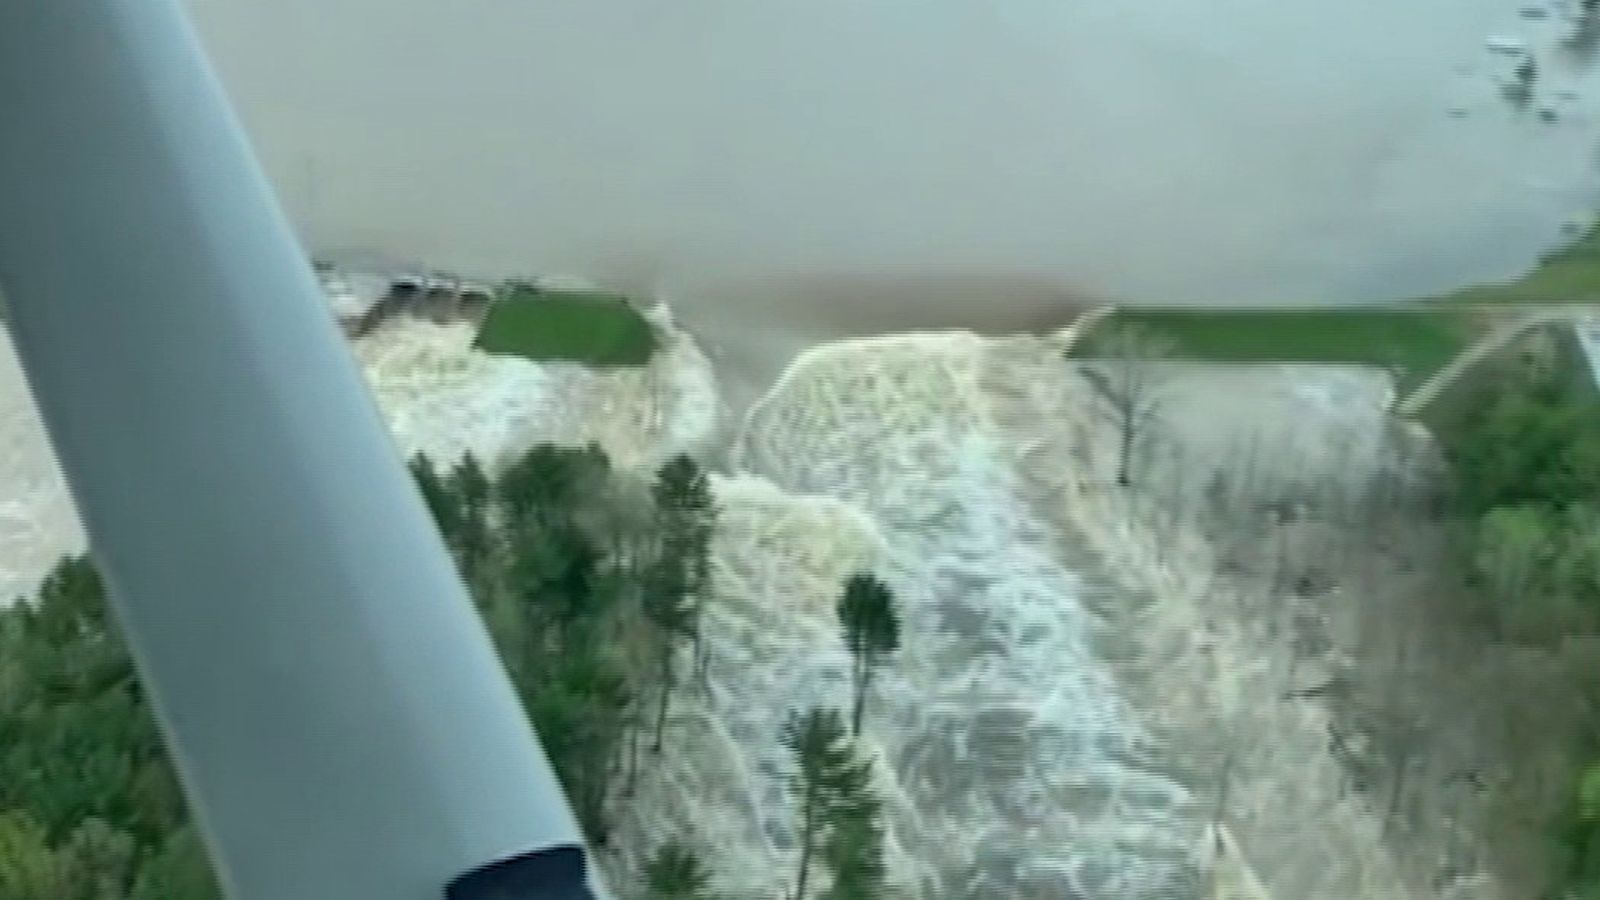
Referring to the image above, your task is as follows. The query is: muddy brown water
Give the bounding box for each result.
[186,0,1600,392]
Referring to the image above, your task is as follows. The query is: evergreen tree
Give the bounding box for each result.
[2,559,156,842]
[409,452,463,550]
[452,452,491,518]
[837,574,901,735]
[643,838,714,900]
[820,794,886,900]
[499,443,610,530]
[528,642,630,847]
[0,440,738,900]
[781,708,881,900]
[29,555,107,644]
[451,453,495,582]
[128,826,221,900]
[653,454,715,595]
[644,553,695,753]
[0,810,60,900]
[652,454,717,684]
[58,817,135,900]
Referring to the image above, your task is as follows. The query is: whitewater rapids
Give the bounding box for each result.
[0,303,1454,899]
[0,303,718,601]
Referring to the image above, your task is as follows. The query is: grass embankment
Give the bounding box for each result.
[1422,220,1600,418]
[474,284,656,366]
[1078,307,1478,391]
[1071,221,1600,392]
[1437,224,1600,305]
[1424,320,1599,441]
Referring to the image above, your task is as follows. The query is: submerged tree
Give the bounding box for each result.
[837,574,901,735]
[819,789,886,900]
[644,553,696,753]
[781,708,882,900]
[1074,320,1174,488]
[643,839,715,900]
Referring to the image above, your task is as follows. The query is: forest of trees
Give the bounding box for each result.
[0,556,216,900]
[0,442,902,900]
[1443,334,1600,643]
[1434,330,1600,898]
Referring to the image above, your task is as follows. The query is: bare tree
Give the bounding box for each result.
[1376,591,1427,839]
[1074,321,1175,488]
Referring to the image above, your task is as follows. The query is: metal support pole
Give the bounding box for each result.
[0,2,597,897]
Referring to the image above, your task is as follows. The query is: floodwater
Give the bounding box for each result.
[185,0,1600,383]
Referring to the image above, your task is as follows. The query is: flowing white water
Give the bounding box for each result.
[0,303,1490,898]
[0,333,84,603]
[0,304,719,601]
[702,333,1205,898]
[987,342,1434,900]
[353,305,720,471]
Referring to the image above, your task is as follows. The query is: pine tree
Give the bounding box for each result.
[643,454,717,752]
[820,794,886,900]
[837,574,901,735]
[653,457,715,636]
[499,443,610,530]
[0,811,61,900]
[127,826,221,900]
[409,453,462,549]
[58,818,135,900]
[644,553,695,753]
[652,455,715,596]
[781,708,882,900]
[452,452,491,517]
[451,453,494,581]
[506,517,607,644]
[643,839,714,900]
[528,642,630,847]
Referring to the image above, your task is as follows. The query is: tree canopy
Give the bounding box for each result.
[643,839,715,900]
[0,438,909,900]
[781,707,885,900]
[0,557,213,900]
[837,573,901,735]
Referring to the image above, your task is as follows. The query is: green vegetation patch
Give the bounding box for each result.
[474,284,656,366]
[1081,307,1476,390]
[1425,321,1598,444]
[1437,223,1600,305]
[1430,324,1600,513]
[1418,320,1600,899]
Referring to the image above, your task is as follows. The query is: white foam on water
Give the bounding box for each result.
[0,303,1507,900]
[356,315,719,472]
[694,332,1204,899]
[0,331,85,603]
[0,311,720,603]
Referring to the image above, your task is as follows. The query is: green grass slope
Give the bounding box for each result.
[475,285,656,366]
[1081,307,1476,391]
